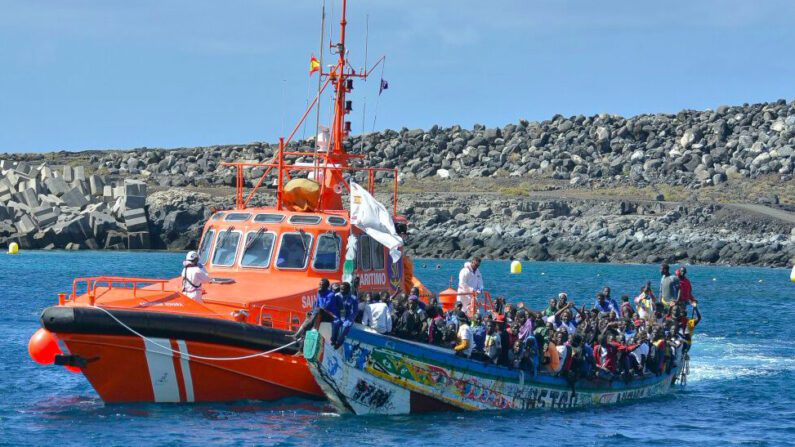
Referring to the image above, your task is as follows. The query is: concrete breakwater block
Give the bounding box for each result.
[123,208,148,232]
[124,179,146,197]
[15,214,37,234]
[44,177,70,196]
[61,187,89,209]
[32,206,58,227]
[0,184,13,203]
[62,165,74,183]
[89,175,104,195]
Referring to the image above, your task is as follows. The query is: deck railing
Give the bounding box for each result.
[70,276,175,306]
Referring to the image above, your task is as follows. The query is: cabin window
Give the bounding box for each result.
[312,232,341,271]
[225,212,251,221]
[371,240,385,270]
[212,229,241,267]
[275,232,313,269]
[327,216,347,226]
[197,229,215,264]
[211,212,224,220]
[254,213,285,223]
[358,235,372,270]
[289,214,322,225]
[240,230,276,268]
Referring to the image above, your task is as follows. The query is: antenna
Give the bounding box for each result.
[363,14,369,75]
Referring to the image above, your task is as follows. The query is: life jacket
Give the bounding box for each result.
[181,265,200,293]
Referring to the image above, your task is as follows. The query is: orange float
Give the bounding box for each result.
[28,328,60,364]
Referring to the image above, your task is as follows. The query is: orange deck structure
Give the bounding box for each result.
[29,0,435,403]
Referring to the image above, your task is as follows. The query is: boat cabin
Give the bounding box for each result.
[197,206,404,308]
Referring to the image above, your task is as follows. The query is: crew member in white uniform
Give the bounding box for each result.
[182,251,210,303]
[457,256,484,314]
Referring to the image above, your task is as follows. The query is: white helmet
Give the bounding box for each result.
[186,251,199,263]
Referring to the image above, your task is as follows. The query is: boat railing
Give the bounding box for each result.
[69,276,175,306]
[220,160,399,215]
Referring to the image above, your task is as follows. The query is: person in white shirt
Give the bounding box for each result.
[181,251,211,303]
[457,257,484,314]
[362,293,392,334]
[454,312,475,357]
[630,334,650,375]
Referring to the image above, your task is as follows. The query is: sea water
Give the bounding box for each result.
[1,251,793,446]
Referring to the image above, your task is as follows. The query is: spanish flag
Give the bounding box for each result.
[309,53,320,75]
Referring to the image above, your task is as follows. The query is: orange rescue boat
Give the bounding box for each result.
[28,0,430,403]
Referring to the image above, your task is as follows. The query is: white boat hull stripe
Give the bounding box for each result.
[176,340,195,403]
[143,337,181,403]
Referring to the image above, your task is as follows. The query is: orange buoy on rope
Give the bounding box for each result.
[28,328,61,364]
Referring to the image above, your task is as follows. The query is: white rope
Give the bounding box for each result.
[92,306,297,362]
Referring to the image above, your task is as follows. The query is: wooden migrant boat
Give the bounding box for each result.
[303,322,685,415]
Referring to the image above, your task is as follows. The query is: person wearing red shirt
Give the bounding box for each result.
[676,267,695,305]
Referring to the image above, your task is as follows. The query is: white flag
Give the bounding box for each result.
[349,181,403,262]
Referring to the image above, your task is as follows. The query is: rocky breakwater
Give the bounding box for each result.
[0,160,153,250]
[21,99,787,192]
[401,194,795,267]
[358,100,795,188]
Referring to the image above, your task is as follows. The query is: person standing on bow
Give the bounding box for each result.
[676,267,696,306]
[659,262,680,308]
[457,256,484,315]
[181,251,210,303]
[293,278,337,340]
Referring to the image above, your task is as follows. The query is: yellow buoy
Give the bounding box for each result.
[790,265,795,282]
[510,260,522,274]
[7,242,19,254]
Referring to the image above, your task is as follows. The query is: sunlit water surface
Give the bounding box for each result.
[1,251,792,446]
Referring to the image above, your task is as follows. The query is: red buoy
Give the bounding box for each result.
[28,328,61,364]
[64,365,81,373]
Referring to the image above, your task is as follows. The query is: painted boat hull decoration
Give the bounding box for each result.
[304,323,680,415]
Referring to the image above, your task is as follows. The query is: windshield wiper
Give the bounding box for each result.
[219,226,235,246]
[297,228,309,254]
[245,227,266,250]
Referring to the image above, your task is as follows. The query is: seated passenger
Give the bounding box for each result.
[594,292,618,318]
[331,282,357,349]
[395,297,422,340]
[293,278,337,340]
[619,295,633,319]
[409,286,426,311]
[542,335,561,374]
[472,314,487,355]
[593,334,618,379]
[362,291,392,334]
[453,312,474,358]
[634,282,656,320]
[426,306,446,345]
[548,304,582,335]
[484,321,502,365]
[543,298,558,317]
[629,332,650,375]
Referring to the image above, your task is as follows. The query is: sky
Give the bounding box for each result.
[1,0,794,153]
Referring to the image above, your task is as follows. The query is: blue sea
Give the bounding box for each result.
[1,251,793,446]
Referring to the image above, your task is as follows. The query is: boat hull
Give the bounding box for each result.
[42,306,323,403]
[304,323,680,415]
